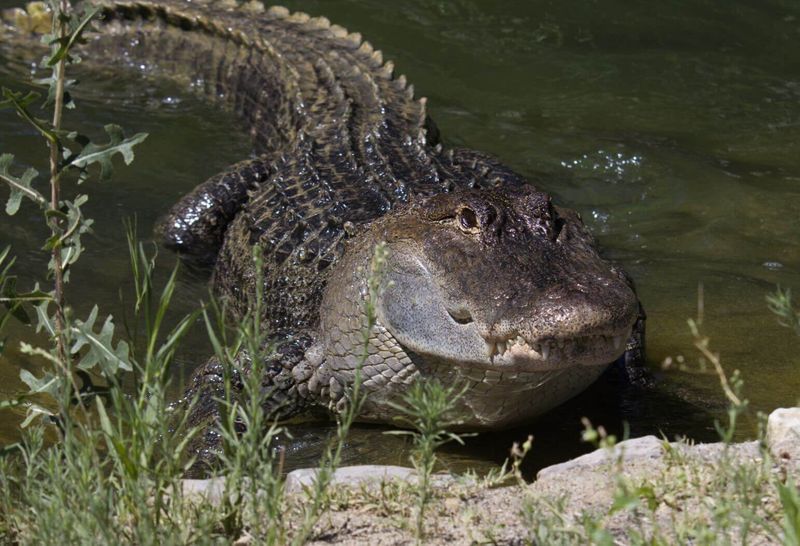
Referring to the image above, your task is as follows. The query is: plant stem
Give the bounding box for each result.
[693,336,742,407]
[47,0,88,422]
[49,0,69,368]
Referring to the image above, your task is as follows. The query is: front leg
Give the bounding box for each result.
[178,333,321,477]
[158,156,275,265]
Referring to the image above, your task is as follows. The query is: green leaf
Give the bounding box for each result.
[0,88,58,145]
[33,75,77,109]
[0,395,26,410]
[0,153,44,215]
[0,276,51,326]
[8,285,50,305]
[47,6,100,66]
[0,249,31,324]
[154,309,201,366]
[96,397,139,479]
[67,125,148,182]
[34,301,56,336]
[20,402,57,428]
[19,368,62,398]
[70,306,132,375]
[95,395,115,437]
[0,441,23,457]
[0,278,29,324]
[779,480,800,546]
[0,397,24,411]
[46,196,93,279]
[44,208,68,222]
[0,89,39,110]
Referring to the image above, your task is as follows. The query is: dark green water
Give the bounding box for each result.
[1,0,799,475]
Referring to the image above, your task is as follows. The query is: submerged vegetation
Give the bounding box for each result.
[0,1,798,545]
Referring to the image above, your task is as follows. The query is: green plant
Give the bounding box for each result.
[200,246,287,543]
[472,432,534,489]
[687,294,748,444]
[92,228,201,540]
[767,287,800,337]
[0,3,213,542]
[0,228,210,544]
[779,479,800,546]
[387,378,470,544]
[0,0,147,427]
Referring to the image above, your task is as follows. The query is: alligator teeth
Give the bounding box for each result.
[485,332,629,363]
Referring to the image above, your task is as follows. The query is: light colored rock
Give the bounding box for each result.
[537,435,665,480]
[178,465,425,506]
[532,434,764,527]
[536,434,764,485]
[181,477,227,504]
[532,436,670,515]
[683,440,761,462]
[285,464,417,492]
[767,407,800,463]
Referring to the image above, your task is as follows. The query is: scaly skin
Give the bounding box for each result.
[2,1,647,460]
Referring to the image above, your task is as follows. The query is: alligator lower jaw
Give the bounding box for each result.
[484,331,631,370]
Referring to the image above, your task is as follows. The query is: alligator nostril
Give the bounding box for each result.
[485,205,497,227]
[447,308,474,325]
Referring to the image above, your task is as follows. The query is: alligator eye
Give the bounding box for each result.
[458,207,479,231]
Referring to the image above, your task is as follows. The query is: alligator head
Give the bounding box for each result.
[316,184,639,429]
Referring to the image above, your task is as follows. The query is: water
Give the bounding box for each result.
[1,0,799,476]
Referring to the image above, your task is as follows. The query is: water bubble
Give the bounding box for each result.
[591,209,609,224]
[589,209,610,234]
[560,148,643,182]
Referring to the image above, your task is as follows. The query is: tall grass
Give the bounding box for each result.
[387,379,470,544]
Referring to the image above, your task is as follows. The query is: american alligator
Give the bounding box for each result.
[3,1,646,443]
